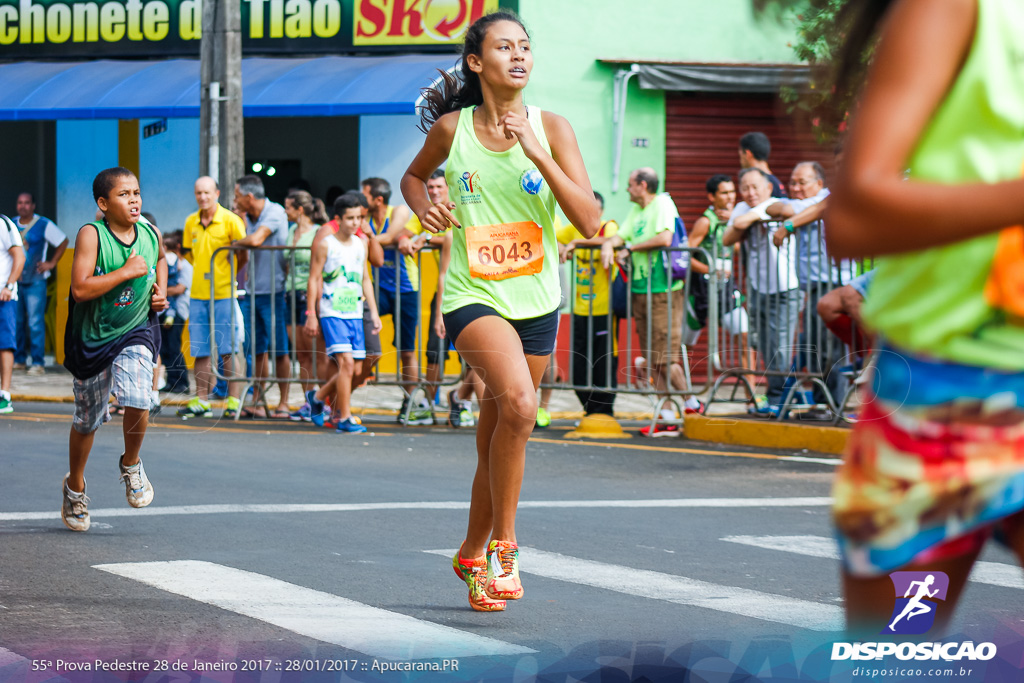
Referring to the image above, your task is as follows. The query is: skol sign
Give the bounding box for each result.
[354,0,498,46]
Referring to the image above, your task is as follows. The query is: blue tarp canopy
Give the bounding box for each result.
[0,54,457,120]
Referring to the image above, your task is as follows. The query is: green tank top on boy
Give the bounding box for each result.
[74,220,160,348]
[443,105,559,320]
[861,0,1024,370]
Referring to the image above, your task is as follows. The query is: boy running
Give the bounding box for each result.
[61,167,167,532]
[304,194,381,434]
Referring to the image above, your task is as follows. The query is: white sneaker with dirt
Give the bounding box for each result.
[61,475,91,532]
[118,455,155,508]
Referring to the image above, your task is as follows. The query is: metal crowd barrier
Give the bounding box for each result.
[205,243,318,419]
[702,218,874,421]
[540,244,714,433]
[202,241,464,423]
[369,241,464,424]
[192,226,874,427]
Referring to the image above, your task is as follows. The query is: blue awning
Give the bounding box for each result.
[0,54,458,121]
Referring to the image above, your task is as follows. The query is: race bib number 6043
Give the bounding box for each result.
[466,221,544,281]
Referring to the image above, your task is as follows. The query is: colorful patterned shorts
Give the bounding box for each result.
[833,347,1024,577]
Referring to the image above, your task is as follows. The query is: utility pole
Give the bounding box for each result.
[199,0,243,188]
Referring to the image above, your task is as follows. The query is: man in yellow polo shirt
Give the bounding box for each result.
[558,191,619,417]
[177,176,245,419]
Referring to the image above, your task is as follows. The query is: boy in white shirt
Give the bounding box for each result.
[303,194,381,433]
[0,214,25,413]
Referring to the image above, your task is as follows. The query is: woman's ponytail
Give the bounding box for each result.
[417,10,528,133]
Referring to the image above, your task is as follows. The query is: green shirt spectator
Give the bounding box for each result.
[616,192,683,294]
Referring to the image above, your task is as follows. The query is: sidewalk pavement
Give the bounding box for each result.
[7,364,853,454]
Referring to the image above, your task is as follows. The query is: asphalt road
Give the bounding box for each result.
[1,404,1021,683]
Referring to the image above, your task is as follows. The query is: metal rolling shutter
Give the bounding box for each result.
[665,92,835,384]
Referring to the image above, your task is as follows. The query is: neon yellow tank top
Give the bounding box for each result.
[442,105,559,319]
[862,0,1024,369]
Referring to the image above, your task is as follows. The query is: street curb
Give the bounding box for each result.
[11,394,76,404]
[9,393,653,422]
[683,413,849,455]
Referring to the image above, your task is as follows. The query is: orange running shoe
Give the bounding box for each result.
[452,549,506,612]
[485,540,523,600]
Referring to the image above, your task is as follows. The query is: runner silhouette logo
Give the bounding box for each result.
[885,571,949,635]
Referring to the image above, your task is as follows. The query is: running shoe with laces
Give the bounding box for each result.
[61,474,90,532]
[403,400,434,426]
[452,549,506,612]
[748,394,770,415]
[485,540,523,600]
[459,405,476,427]
[307,390,327,427]
[535,407,551,428]
[177,397,213,419]
[684,400,706,415]
[639,422,679,437]
[118,455,154,508]
[290,402,312,422]
[0,390,13,414]
[335,417,367,434]
[447,390,463,428]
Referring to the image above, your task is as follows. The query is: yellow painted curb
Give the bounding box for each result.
[683,413,849,455]
[565,413,631,440]
[10,394,75,404]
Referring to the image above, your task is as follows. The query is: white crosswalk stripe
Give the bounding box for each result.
[425,548,843,632]
[0,646,29,668]
[93,561,535,660]
[722,535,1024,590]
[0,497,833,522]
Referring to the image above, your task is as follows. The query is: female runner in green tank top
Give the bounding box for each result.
[402,11,600,612]
[828,0,1024,634]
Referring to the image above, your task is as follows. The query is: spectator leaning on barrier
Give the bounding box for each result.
[14,192,67,374]
[601,168,687,437]
[283,190,328,422]
[361,176,431,425]
[723,167,801,415]
[769,161,854,410]
[410,170,451,408]
[177,176,245,420]
[685,175,753,370]
[160,230,192,395]
[234,174,292,419]
[559,191,619,418]
[433,228,484,429]
[817,269,875,364]
[0,214,25,414]
[738,132,787,199]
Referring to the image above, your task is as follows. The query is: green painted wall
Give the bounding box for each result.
[516,0,804,223]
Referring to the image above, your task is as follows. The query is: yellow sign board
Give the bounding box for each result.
[354,0,500,46]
